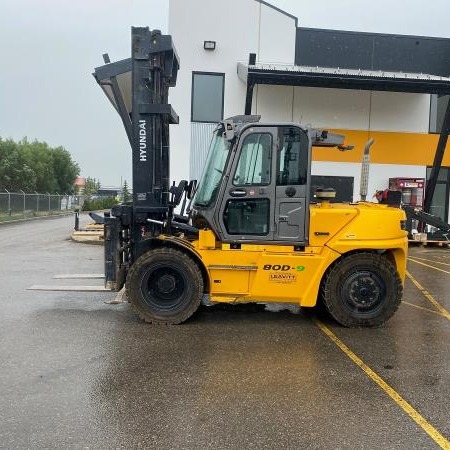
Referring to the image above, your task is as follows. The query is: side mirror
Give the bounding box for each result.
[170,180,188,206]
[187,179,197,200]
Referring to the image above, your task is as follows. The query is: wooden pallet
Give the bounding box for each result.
[72,230,104,244]
[408,239,450,248]
[85,223,104,231]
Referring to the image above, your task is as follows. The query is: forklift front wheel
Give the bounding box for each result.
[321,252,402,327]
[126,247,203,325]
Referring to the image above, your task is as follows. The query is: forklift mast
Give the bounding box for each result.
[93,27,180,289]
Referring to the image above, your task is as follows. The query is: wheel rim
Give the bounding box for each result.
[341,270,385,316]
[141,266,187,312]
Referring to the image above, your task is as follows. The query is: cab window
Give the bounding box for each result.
[233,133,272,186]
[223,199,270,235]
[277,127,308,186]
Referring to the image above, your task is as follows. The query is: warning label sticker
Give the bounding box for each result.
[269,273,297,284]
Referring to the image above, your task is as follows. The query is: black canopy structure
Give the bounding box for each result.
[93,38,180,147]
[238,60,450,212]
[93,58,133,144]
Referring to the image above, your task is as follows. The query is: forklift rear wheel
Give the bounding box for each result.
[126,248,203,325]
[321,252,402,327]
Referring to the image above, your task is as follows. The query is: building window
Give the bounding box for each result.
[429,94,450,133]
[191,72,225,123]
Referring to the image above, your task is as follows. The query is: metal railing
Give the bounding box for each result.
[0,191,85,221]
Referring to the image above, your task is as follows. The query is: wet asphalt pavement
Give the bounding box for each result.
[1,214,450,449]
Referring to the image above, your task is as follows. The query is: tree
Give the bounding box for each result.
[84,177,101,197]
[0,136,80,193]
[122,180,131,202]
[52,146,80,193]
[20,139,58,192]
[0,138,37,191]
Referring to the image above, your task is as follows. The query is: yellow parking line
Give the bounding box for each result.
[408,257,450,275]
[402,301,447,318]
[406,271,450,322]
[408,256,450,267]
[315,320,450,449]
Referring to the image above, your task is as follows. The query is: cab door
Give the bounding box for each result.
[218,126,276,242]
[217,125,309,245]
[274,126,310,244]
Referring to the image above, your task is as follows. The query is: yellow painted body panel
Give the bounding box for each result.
[311,202,408,283]
[191,202,408,307]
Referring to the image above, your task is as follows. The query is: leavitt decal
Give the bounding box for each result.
[269,273,297,284]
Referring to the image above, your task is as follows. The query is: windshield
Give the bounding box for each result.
[193,128,231,207]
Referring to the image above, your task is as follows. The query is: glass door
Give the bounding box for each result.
[426,166,450,222]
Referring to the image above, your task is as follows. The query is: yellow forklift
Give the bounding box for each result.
[93,28,407,327]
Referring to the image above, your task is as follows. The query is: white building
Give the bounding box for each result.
[168,0,450,222]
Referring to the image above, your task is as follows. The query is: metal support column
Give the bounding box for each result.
[21,190,25,215]
[244,53,256,115]
[245,81,255,116]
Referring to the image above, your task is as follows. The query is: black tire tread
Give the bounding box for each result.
[126,247,203,325]
[321,252,402,328]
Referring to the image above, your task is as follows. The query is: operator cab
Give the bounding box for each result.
[192,116,311,245]
[192,116,349,246]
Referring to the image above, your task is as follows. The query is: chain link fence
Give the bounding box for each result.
[0,191,85,222]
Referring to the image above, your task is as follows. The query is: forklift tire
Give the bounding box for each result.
[126,248,203,325]
[321,252,402,327]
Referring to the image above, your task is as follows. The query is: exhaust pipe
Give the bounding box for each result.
[360,138,375,201]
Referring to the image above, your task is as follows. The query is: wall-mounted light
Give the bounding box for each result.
[203,40,216,51]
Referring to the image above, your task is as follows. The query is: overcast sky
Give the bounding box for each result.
[0,0,169,188]
[1,0,449,188]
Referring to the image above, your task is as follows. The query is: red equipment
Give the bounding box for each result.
[389,177,425,207]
